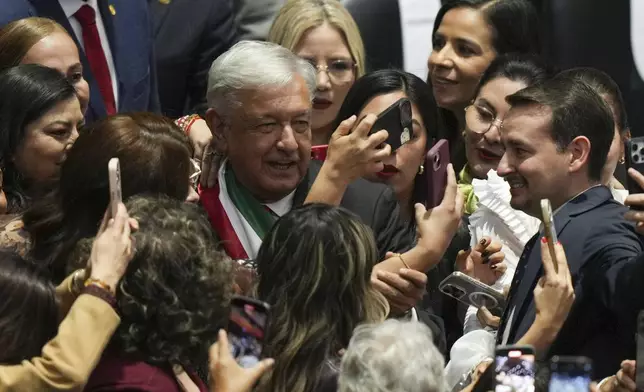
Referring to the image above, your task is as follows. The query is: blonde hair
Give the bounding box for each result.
[0,17,69,71]
[268,0,366,77]
[255,204,388,392]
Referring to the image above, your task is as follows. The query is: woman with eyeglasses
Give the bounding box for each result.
[268,0,365,146]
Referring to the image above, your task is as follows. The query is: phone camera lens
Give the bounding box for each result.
[446,285,466,299]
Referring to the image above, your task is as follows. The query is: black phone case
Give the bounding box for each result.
[370,98,413,151]
[637,310,644,390]
[624,138,644,211]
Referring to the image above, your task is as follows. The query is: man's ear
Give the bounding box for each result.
[567,135,591,175]
[205,108,228,154]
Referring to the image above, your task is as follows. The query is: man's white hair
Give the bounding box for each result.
[339,319,446,392]
[206,40,317,115]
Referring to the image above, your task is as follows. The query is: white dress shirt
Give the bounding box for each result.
[59,0,119,108]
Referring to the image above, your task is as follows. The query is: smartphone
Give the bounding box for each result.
[425,139,450,209]
[108,158,122,218]
[227,295,270,368]
[624,137,644,209]
[494,345,536,392]
[311,145,328,161]
[370,98,413,151]
[439,272,506,317]
[548,356,592,392]
[636,310,644,391]
[540,199,558,272]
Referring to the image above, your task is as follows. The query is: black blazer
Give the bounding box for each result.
[0,0,161,122]
[497,186,644,379]
[293,160,415,259]
[149,0,237,118]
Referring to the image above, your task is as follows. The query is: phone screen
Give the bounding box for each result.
[548,358,592,392]
[495,349,536,392]
[228,297,269,368]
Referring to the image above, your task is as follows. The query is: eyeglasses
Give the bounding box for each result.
[189,158,201,189]
[303,58,356,83]
[465,104,503,135]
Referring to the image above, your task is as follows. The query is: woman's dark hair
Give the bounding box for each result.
[334,69,438,206]
[70,196,233,369]
[433,0,541,58]
[430,0,541,171]
[255,204,388,392]
[23,112,192,283]
[558,67,629,134]
[0,64,76,213]
[475,53,553,98]
[0,250,57,364]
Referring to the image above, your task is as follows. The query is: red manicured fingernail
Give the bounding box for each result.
[541,237,547,243]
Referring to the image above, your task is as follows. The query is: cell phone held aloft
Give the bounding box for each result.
[624,137,644,210]
[425,139,450,209]
[540,199,558,273]
[228,295,270,368]
[637,310,644,391]
[370,98,413,151]
[494,345,536,392]
[439,271,506,317]
[108,158,122,218]
[548,356,592,392]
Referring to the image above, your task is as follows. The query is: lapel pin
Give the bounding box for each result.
[109,4,116,15]
[159,0,171,4]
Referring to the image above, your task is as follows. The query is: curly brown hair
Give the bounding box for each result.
[71,195,233,368]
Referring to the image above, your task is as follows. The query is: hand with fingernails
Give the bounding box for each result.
[455,236,507,286]
[515,237,574,354]
[599,360,636,392]
[624,168,644,235]
[86,203,138,294]
[209,330,274,392]
[323,114,391,184]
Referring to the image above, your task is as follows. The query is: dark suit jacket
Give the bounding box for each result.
[497,186,644,379]
[149,0,237,118]
[293,160,415,260]
[0,0,161,122]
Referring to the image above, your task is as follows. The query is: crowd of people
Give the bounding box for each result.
[0,0,642,391]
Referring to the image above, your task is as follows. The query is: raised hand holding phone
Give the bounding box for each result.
[533,238,574,338]
[108,158,122,219]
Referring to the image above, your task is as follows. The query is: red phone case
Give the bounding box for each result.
[425,139,450,209]
[311,145,328,161]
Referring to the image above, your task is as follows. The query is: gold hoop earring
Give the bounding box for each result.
[418,165,424,175]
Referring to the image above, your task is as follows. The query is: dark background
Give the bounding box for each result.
[344,0,644,137]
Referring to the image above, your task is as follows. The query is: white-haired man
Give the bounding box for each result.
[199,40,444,320]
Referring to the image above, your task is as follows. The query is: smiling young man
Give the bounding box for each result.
[495,73,644,379]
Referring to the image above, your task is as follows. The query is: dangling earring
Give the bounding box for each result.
[418,164,424,175]
[619,155,625,164]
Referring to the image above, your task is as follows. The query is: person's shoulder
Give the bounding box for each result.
[345,176,394,201]
[0,0,34,25]
[87,350,177,391]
